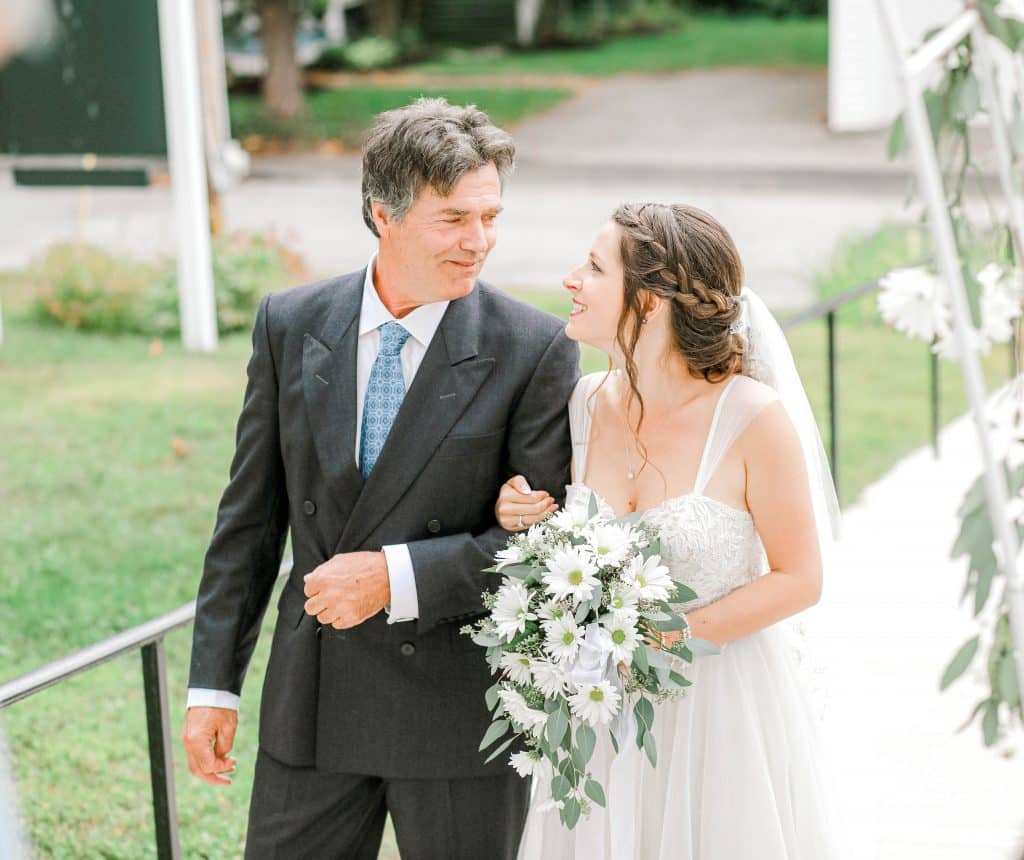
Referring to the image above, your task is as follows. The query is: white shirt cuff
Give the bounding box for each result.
[383,543,418,624]
[187,688,241,711]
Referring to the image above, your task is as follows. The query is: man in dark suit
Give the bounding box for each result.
[181,98,580,858]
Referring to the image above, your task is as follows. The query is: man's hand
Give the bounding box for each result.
[303,551,390,629]
[182,707,238,786]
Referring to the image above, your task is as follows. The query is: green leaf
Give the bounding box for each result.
[575,723,597,767]
[998,653,1021,708]
[498,563,534,580]
[546,708,569,749]
[562,797,581,829]
[957,474,987,519]
[887,114,906,161]
[543,698,560,714]
[551,774,571,801]
[646,647,669,669]
[574,601,590,624]
[643,730,658,767]
[956,697,990,734]
[974,563,995,616]
[584,778,607,808]
[632,644,650,674]
[686,637,721,657]
[668,670,692,688]
[640,609,671,622]
[483,736,516,764]
[588,490,599,520]
[982,699,999,747]
[609,728,620,754]
[634,697,654,732]
[940,636,980,691]
[484,683,500,712]
[671,581,698,603]
[952,502,991,559]
[924,89,946,143]
[479,719,510,751]
[980,1,1018,50]
[951,73,981,123]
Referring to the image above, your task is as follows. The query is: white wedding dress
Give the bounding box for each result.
[517,371,850,860]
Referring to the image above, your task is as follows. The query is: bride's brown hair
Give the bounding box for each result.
[607,203,745,474]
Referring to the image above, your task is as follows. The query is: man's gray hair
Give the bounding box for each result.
[361,97,516,236]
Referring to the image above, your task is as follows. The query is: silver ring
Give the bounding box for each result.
[517,514,524,530]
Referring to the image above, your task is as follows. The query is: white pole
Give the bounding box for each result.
[157,0,218,352]
[877,0,1024,706]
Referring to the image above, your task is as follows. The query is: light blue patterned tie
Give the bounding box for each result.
[359,321,412,478]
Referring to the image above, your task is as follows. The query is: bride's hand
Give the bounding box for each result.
[495,475,558,531]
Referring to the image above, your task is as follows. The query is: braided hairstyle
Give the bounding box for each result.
[610,203,745,465]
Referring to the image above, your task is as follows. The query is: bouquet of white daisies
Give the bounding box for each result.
[463,491,718,829]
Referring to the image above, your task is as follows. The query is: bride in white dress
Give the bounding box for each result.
[495,203,849,859]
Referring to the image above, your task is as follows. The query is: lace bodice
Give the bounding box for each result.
[567,372,779,610]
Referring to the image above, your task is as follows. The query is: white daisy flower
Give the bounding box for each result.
[607,582,640,615]
[536,599,570,623]
[544,613,584,664]
[878,267,952,343]
[530,658,569,698]
[494,544,526,570]
[598,614,640,663]
[492,581,536,642]
[500,651,534,687]
[977,263,1024,345]
[497,688,547,736]
[585,522,639,568]
[549,504,590,536]
[568,681,622,726]
[623,554,674,602]
[510,749,550,779]
[933,324,991,361]
[997,0,1024,21]
[542,545,600,604]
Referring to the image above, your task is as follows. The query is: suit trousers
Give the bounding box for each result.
[245,747,531,860]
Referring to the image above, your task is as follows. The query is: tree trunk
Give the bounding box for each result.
[259,0,303,119]
[368,0,403,39]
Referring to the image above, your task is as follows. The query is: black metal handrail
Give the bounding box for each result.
[0,561,292,860]
[1,267,1010,858]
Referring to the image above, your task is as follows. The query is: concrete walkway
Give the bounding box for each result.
[807,390,1024,859]
[0,69,915,308]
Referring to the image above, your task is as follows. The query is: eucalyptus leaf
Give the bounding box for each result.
[924,89,946,143]
[483,736,516,764]
[998,653,1021,708]
[609,727,620,754]
[551,774,571,801]
[982,699,999,747]
[498,563,534,580]
[669,670,692,688]
[479,719,510,751]
[484,683,500,712]
[940,636,980,691]
[974,563,995,616]
[656,614,690,632]
[575,723,597,767]
[634,696,654,732]
[546,708,569,749]
[562,797,581,830]
[686,637,722,657]
[641,609,671,622]
[588,491,599,520]
[671,581,698,603]
[887,114,906,161]
[633,644,650,674]
[643,730,658,767]
[585,778,607,808]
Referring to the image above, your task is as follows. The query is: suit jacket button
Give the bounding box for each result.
[427,519,441,533]
[400,642,416,656]
[303,500,316,515]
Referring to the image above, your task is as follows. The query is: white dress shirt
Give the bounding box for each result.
[188,256,449,710]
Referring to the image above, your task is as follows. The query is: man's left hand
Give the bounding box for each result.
[303,551,390,629]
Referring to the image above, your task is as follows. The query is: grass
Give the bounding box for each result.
[0,230,1012,855]
[229,86,572,150]
[408,14,828,77]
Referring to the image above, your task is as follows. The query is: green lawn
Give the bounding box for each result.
[0,269,1011,856]
[409,15,828,77]
[229,86,572,150]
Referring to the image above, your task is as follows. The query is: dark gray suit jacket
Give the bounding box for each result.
[188,269,580,779]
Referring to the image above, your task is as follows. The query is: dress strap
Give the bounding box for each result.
[568,372,607,483]
[692,374,779,495]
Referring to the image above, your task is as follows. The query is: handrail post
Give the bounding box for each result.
[141,640,181,860]
[826,310,840,500]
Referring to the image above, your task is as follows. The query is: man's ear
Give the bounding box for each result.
[370,200,392,238]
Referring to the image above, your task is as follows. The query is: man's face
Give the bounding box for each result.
[373,163,503,311]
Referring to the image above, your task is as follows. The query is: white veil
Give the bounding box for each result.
[737,287,842,552]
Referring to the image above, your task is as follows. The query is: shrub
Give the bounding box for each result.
[31,232,309,337]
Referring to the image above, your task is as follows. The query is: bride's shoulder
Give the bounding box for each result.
[726,373,780,410]
[570,371,611,405]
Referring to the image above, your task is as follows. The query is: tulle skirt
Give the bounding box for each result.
[517,623,851,860]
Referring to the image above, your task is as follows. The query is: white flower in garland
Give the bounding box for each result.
[549,504,591,536]
[498,688,547,736]
[544,613,584,664]
[536,599,571,623]
[542,545,600,603]
[500,651,534,687]
[530,658,569,698]
[568,681,622,726]
[510,749,550,779]
[977,263,1023,345]
[878,267,952,342]
[598,614,640,663]
[586,522,641,568]
[492,581,536,642]
[607,582,640,616]
[623,554,675,602]
[996,0,1024,22]
[495,544,526,570]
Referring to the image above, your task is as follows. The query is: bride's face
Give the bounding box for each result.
[563,221,625,350]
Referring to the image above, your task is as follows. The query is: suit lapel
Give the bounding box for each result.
[302,271,365,506]
[338,287,494,552]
